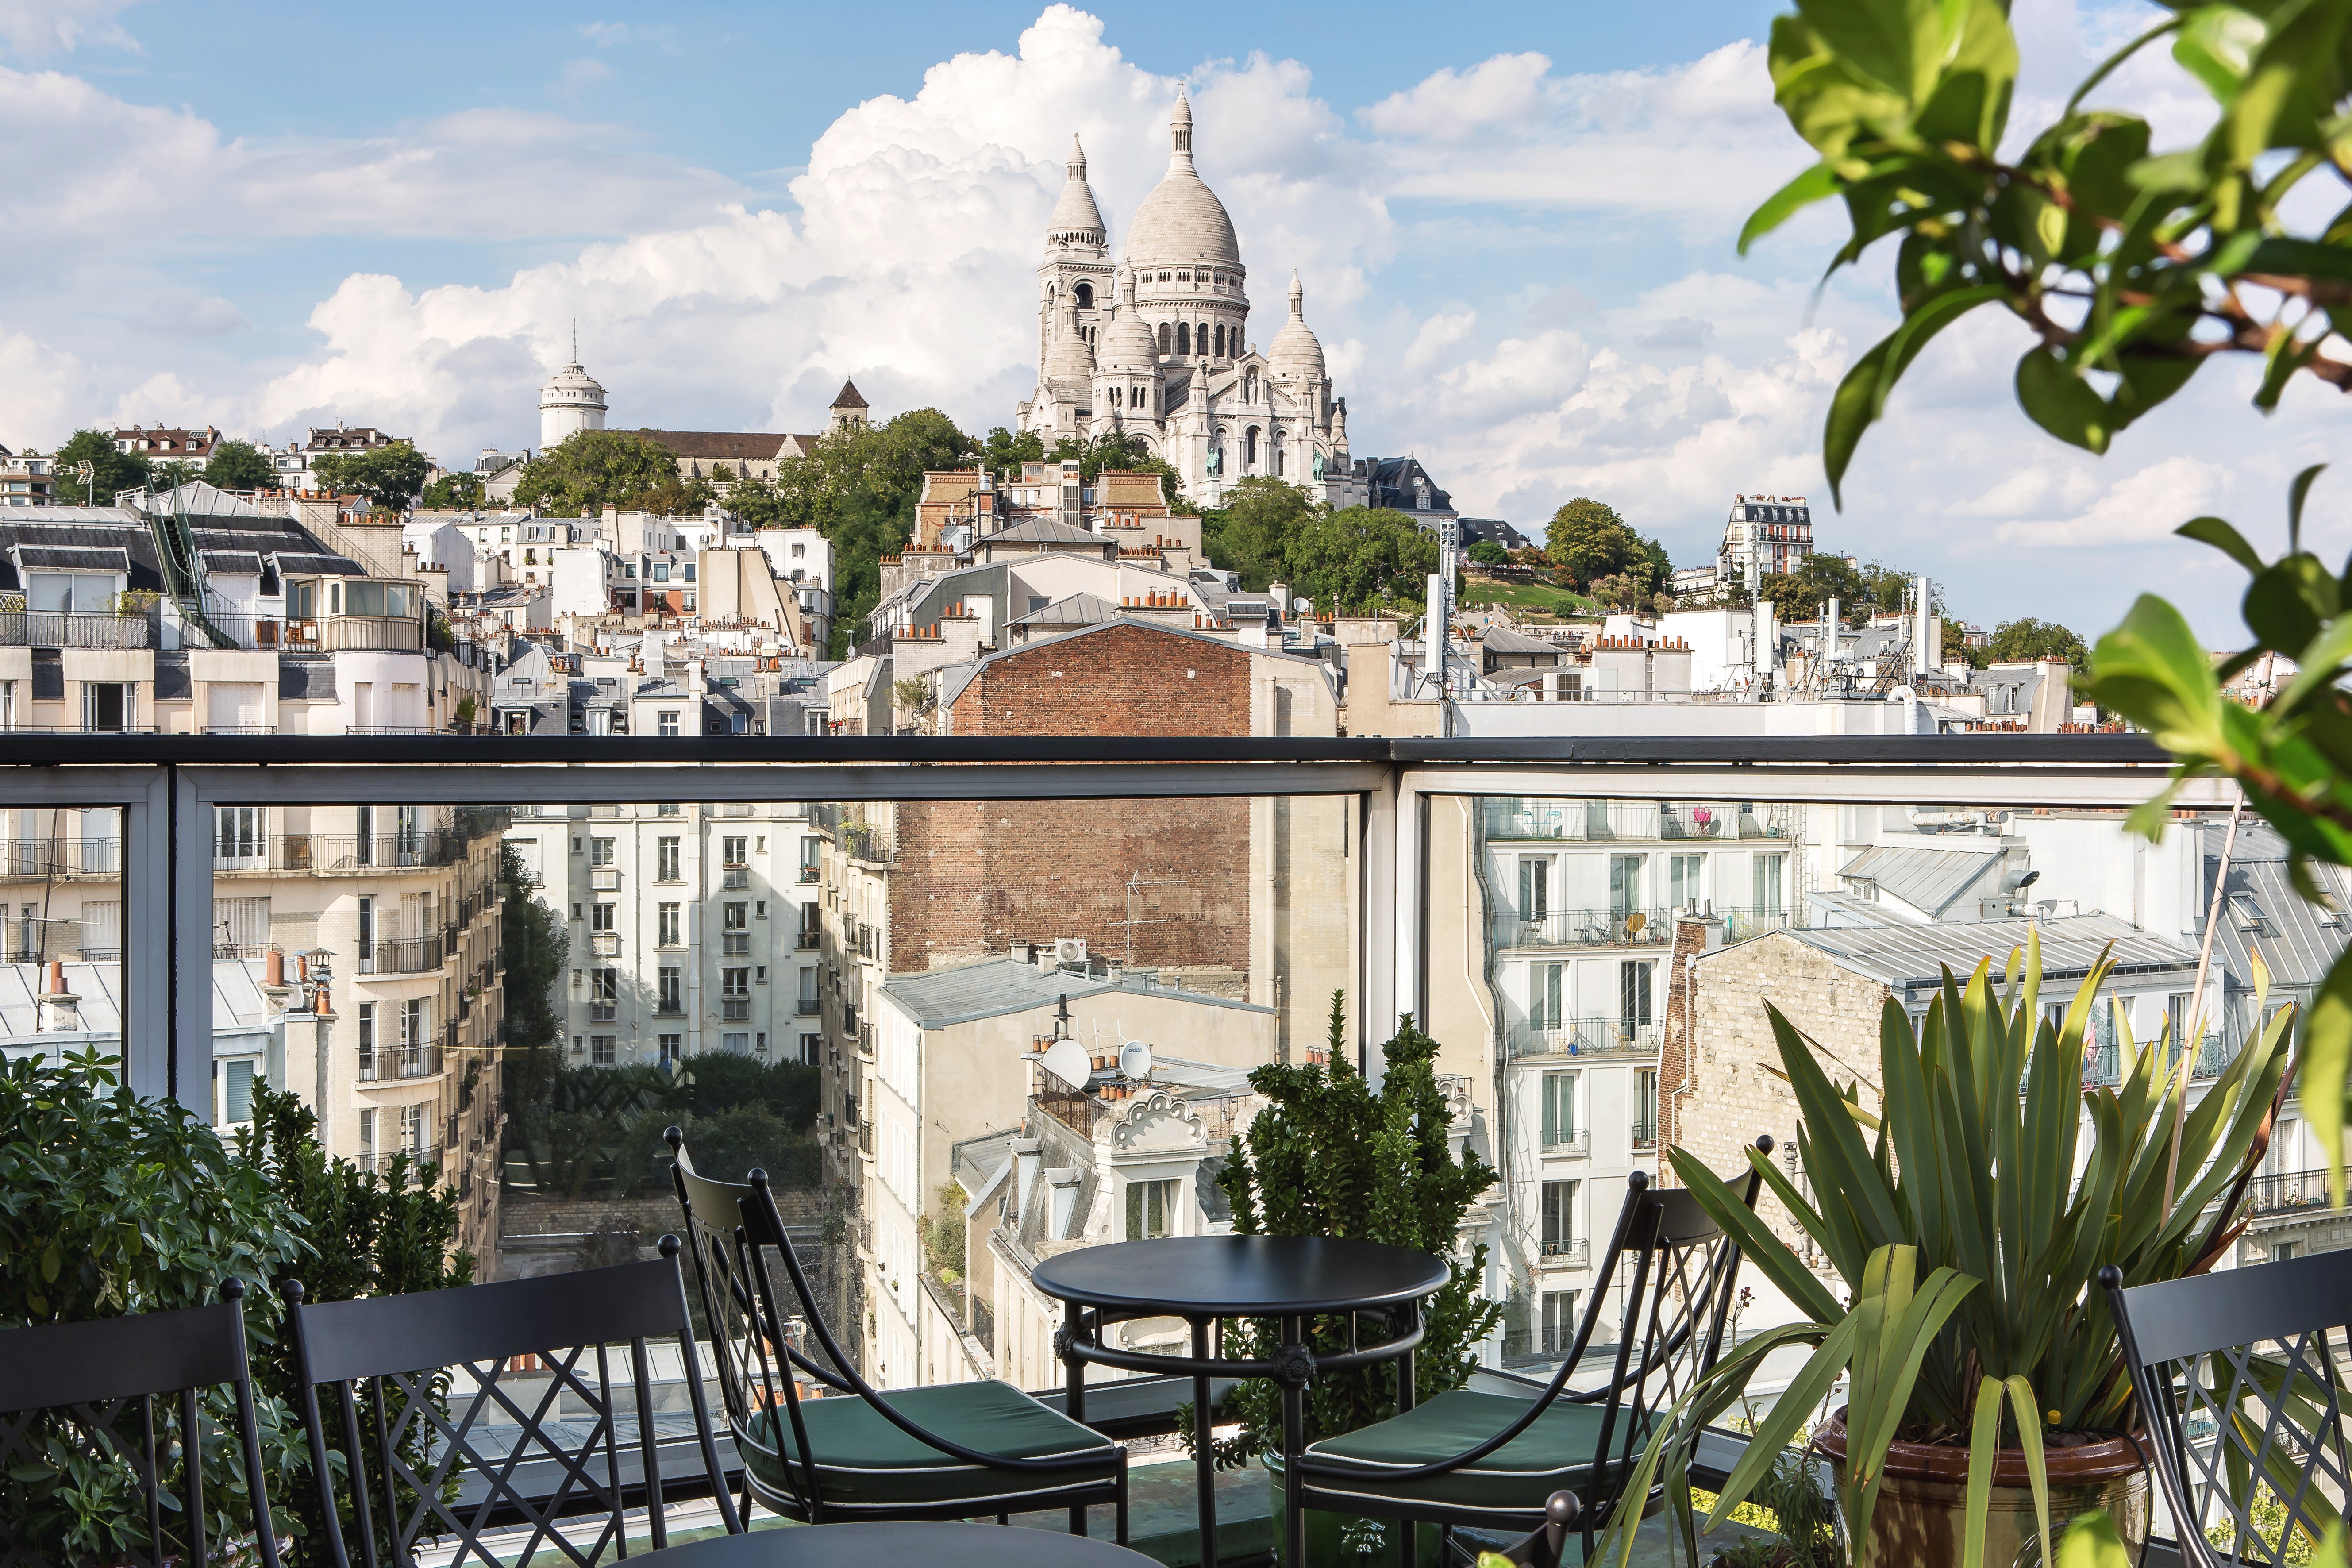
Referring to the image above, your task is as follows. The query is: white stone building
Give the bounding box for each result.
[1016,97,1354,510]
[540,339,609,451]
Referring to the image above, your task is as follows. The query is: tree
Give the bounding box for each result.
[507,430,684,517]
[1986,617,2089,669]
[1744,0,2352,502]
[1282,505,1441,611]
[202,439,277,494]
[1942,617,1987,670]
[1466,539,1510,567]
[1545,497,1644,588]
[418,470,483,509]
[53,429,149,503]
[312,441,431,512]
[1202,475,1316,592]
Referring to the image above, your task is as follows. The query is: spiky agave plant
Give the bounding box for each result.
[1599,934,2292,1568]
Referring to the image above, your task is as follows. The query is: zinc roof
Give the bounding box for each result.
[1838,842,2006,918]
[1776,913,2197,992]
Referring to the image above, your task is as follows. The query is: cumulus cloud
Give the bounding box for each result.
[0,0,135,59]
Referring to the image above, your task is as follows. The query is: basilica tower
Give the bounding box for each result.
[1035,135,1112,387]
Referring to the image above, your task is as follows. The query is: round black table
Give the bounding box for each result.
[1032,1235,1451,1568]
[633,1522,1159,1564]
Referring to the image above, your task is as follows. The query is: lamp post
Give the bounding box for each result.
[300,948,335,1151]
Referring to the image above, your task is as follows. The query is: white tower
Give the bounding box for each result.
[539,324,608,451]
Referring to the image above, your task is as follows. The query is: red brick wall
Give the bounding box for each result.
[895,625,1253,970]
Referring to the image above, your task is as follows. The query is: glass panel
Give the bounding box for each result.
[6,806,127,1085]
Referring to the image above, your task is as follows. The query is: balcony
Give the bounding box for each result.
[1538,1238,1591,1269]
[359,1145,440,1179]
[798,865,821,883]
[1632,1120,1658,1152]
[795,930,820,950]
[362,937,442,975]
[2243,1167,2336,1219]
[358,1045,443,1083]
[589,931,620,957]
[213,832,466,874]
[1540,1127,1590,1157]
[1503,908,1675,948]
[1483,798,1798,842]
[0,837,120,878]
[0,607,151,650]
[1507,1018,1662,1059]
[314,615,423,652]
[797,997,821,1016]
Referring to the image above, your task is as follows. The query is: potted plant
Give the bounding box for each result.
[1205,996,1504,1567]
[1600,940,2292,1568]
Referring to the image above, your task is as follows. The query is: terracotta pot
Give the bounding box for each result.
[1814,1407,2150,1568]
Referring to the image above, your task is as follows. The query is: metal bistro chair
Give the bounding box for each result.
[2103,1250,2352,1568]
[283,1240,737,1568]
[665,1129,1128,1536]
[0,1280,282,1568]
[1286,1138,1772,1568]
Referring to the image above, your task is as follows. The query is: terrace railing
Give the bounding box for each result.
[358,1044,443,1082]
[213,832,469,873]
[0,608,151,649]
[2243,1167,2335,1218]
[0,836,122,878]
[1483,797,1798,842]
[363,937,443,975]
[1507,1018,1662,1059]
[1505,907,1675,948]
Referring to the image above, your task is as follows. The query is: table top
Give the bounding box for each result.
[636,1522,1159,1566]
[1030,1234,1450,1316]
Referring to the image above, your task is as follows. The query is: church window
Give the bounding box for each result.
[1159,271,1171,282]
[1178,271,1190,282]
[1158,323,1172,355]
[1177,322,1190,356]
[1245,427,1259,467]
[1214,324,1225,357]
[1075,281,1093,308]
[1197,322,1208,356]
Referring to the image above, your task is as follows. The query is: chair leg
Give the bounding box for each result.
[1116,1472,1130,1546]
[1439,1523,1454,1565]
[1400,1513,1417,1568]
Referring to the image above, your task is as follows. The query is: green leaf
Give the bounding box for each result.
[2290,463,2328,551]
[2176,516,2267,575]
[2015,347,2115,453]
[2305,949,2352,1210]
[2172,5,2265,101]
[2079,594,2227,756]
[1964,1374,2005,1568]
[1742,162,1840,254]
[1824,290,2000,505]
[2006,1374,2056,1568]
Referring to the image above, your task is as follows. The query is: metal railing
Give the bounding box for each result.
[841,823,893,864]
[360,1145,440,1179]
[796,998,820,1015]
[1632,1120,1658,1151]
[798,866,821,883]
[213,832,468,873]
[1507,1018,1662,1059]
[1482,798,1799,842]
[1539,1238,1591,1268]
[315,615,423,652]
[795,930,820,950]
[362,938,443,975]
[1540,1127,1590,1156]
[2243,1167,2336,1219]
[1505,908,1676,948]
[180,612,285,651]
[358,1044,442,1082]
[0,608,151,649]
[1719,906,1794,941]
[0,837,122,877]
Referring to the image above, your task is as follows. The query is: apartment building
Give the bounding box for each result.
[501,801,825,1071]
[0,801,508,1262]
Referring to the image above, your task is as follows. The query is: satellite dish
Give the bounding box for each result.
[1293,597,1312,615]
[1041,1036,1092,1091]
[1118,1040,1154,1081]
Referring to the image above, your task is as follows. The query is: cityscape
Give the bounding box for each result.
[4,6,2350,1568]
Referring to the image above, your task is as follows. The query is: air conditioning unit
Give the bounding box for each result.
[1054,938,1088,969]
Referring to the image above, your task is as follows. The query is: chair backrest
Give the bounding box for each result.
[0,1282,280,1568]
[2105,1253,2352,1568]
[284,1243,736,1568]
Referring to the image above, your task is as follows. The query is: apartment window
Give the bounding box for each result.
[1620,960,1654,1032]
[724,902,749,956]
[590,967,617,1022]
[658,967,682,1013]
[658,903,681,946]
[1668,854,1704,911]
[658,802,681,817]
[1126,1178,1178,1241]
[799,1033,820,1064]
[589,836,615,867]
[659,1033,681,1066]
[1754,854,1785,915]
[358,1108,376,1163]
[659,711,680,737]
[723,1032,750,1056]
[799,836,821,882]
[356,1002,375,1072]
[591,1035,616,1066]
[657,837,681,881]
[723,967,750,1021]
[1609,854,1645,918]
[1540,1180,1579,1255]
[1540,1290,1579,1355]
[400,997,426,1048]
[591,902,615,933]
[1530,963,1563,1032]
[1517,856,1550,922]
[724,836,748,866]
[1635,1070,1659,1147]
[214,806,263,863]
[401,1103,423,1153]
[1540,1071,1579,1147]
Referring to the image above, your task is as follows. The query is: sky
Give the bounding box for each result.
[3,0,2345,642]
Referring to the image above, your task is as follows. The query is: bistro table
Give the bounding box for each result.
[626,1522,1161,1565]
[1033,1234,1452,1568]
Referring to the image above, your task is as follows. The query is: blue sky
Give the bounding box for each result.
[4,0,2344,641]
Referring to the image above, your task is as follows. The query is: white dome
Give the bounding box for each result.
[1267,272,1324,384]
[1045,134,1107,250]
[1044,294,1095,383]
[1097,270,1164,375]
[1124,95,1239,268]
[541,362,605,406]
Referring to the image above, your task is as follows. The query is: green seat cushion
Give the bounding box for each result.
[737,1379,1119,1514]
[1286,1388,1635,1520]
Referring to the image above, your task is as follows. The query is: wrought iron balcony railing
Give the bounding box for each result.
[1506,1018,1662,1059]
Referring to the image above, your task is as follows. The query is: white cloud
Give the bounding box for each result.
[128,287,252,339]
[0,0,135,59]
[1991,457,2231,548]
[550,58,616,101]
